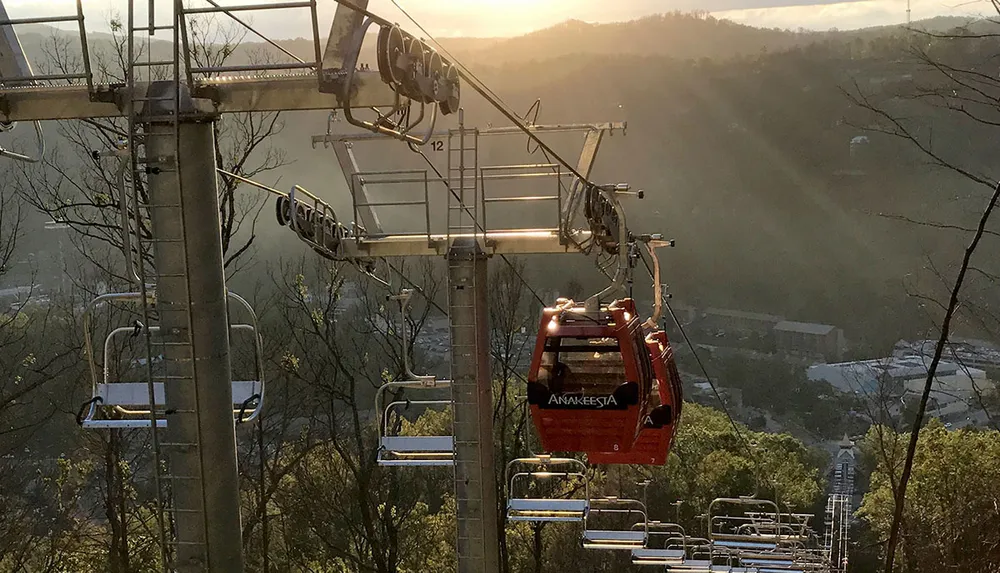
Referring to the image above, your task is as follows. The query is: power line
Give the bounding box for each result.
[636,248,776,495]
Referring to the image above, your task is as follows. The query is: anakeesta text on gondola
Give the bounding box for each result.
[527,297,683,466]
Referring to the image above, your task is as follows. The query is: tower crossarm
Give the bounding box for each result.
[0,73,396,122]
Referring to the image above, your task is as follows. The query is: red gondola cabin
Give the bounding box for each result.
[527,299,654,453]
[588,331,683,465]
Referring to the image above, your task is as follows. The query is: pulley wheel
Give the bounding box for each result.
[275,196,291,226]
[376,25,395,86]
[439,63,461,115]
[321,216,341,252]
[428,51,445,104]
[419,49,437,103]
[384,25,409,88]
[585,186,621,255]
[294,203,314,239]
[403,37,426,100]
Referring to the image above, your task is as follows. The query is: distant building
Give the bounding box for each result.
[894,338,1000,373]
[774,320,845,362]
[0,285,37,305]
[700,307,784,338]
[807,356,994,405]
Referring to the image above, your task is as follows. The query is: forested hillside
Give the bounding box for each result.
[7,11,997,349]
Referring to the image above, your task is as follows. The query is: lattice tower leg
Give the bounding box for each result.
[448,238,501,573]
[145,117,245,572]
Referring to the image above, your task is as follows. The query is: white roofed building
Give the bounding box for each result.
[808,356,993,408]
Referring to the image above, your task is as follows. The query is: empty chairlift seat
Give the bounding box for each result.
[632,521,687,567]
[376,379,453,467]
[664,560,714,572]
[589,330,684,465]
[78,292,265,429]
[582,497,649,550]
[740,555,799,571]
[527,298,654,454]
[714,537,780,552]
[506,456,589,522]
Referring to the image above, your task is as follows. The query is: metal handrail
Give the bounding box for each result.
[180,0,321,78]
[0,0,93,91]
[286,184,345,257]
[478,163,565,239]
[351,171,432,244]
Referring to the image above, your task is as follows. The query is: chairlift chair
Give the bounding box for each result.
[740,556,797,569]
[632,521,687,566]
[589,330,683,465]
[376,379,453,466]
[582,496,649,550]
[506,456,589,522]
[78,292,264,429]
[375,289,454,467]
[709,498,784,542]
[527,298,654,454]
[664,560,714,572]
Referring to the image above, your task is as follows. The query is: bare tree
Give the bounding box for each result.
[0,175,82,569]
[255,257,453,573]
[847,9,1000,570]
[12,15,285,279]
[487,259,540,572]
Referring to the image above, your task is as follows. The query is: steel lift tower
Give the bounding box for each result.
[0,1,630,571]
[0,1,390,570]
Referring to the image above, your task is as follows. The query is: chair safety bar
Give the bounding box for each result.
[709,498,783,541]
[506,456,589,522]
[741,557,796,566]
[507,498,590,522]
[714,539,780,551]
[81,381,261,429]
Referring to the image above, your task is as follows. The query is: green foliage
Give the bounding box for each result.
[859,422,1000,571]
[645,403,824,526]
[709,354,861,439]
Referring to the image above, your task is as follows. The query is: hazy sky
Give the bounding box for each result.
[4,0,992,38]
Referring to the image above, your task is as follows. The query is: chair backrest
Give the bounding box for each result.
[79,291,265,429]
[376,379,453,467]
[505,456,589,523]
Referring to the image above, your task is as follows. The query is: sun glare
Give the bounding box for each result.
[380,0,574,37]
